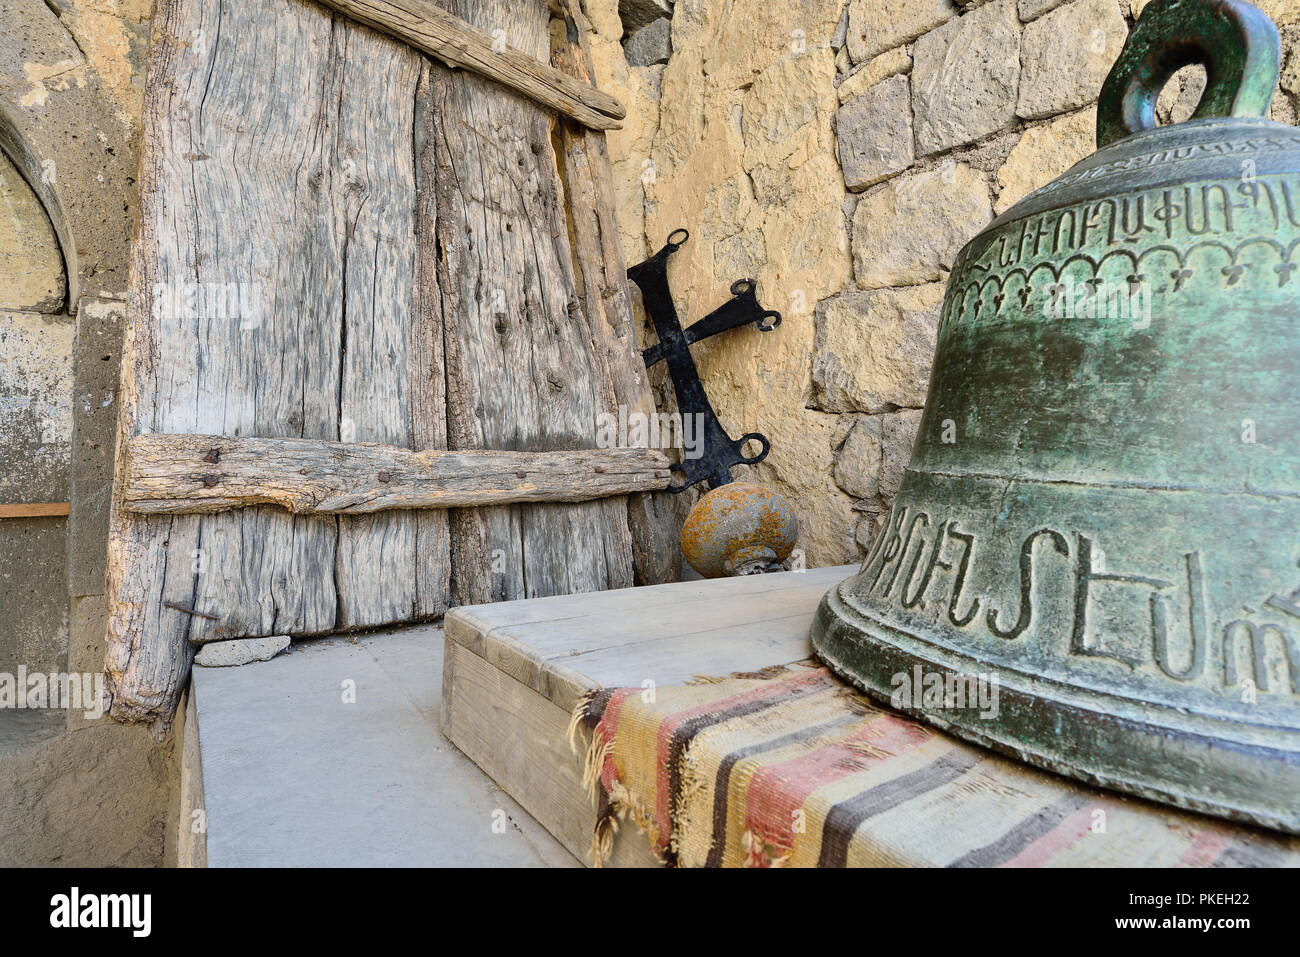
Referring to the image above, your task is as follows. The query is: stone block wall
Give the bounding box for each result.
[2,0,147,674]
[591,0,1300,564]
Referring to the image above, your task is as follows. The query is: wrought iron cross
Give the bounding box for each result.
[628,229,781,492]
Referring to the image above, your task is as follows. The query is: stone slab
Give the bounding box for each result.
[67,297,125,599]
[619,0,671,33]
[851,163,992,289]
[624,17,671,66]
[191,625,579,867]
[0,309,73,502]
[1017,0,1127,120]
[0,516,69,675]
[194,635,291,668]
[837,73,914,190]
[0,150,64,313]
[845,0,956,65]
[811,284,944,414]
[912,0,1021,155]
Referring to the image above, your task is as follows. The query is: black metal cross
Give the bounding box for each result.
[628,229,781,492]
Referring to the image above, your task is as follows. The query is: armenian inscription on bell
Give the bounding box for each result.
[854,501,1300,700]
[945,173,1300,336]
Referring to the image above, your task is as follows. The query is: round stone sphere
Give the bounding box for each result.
[680,482,799,578]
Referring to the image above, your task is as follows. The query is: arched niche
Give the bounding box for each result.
[0,145,66,313]
[0,0,140,309]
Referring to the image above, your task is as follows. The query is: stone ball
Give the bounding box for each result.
[680,482,799,578]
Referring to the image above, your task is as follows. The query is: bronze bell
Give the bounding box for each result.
[812,0,1300,832]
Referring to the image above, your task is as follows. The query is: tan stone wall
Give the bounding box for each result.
[592,0,1300,565]
[591,0,859,567]
[0,153,64,312]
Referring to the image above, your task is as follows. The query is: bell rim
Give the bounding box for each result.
[810,577,1300,836]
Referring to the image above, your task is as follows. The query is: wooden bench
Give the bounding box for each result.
[442,565,1300,867]
[442,567,852,866]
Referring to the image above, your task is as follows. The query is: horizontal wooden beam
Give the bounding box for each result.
[0,502,71,519]
[122,434,672,515]
[306,0,625,130]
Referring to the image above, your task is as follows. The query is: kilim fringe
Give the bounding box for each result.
[570,688,665,867]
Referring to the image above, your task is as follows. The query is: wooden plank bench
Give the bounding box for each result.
[442,566,852,866]
[442,565,1300,867]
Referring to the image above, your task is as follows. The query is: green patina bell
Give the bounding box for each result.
[812,0,1300,832]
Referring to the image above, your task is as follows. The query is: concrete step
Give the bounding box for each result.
[188,626,578,867]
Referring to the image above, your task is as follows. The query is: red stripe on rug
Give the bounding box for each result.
[595,687,640,792]
[648,669,833,853]
[1178,829,1232,868]
[741,714,932,863]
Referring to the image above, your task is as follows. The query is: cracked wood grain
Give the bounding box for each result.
[121,433,671,513]
[551,0,681,586]
[307,0,626,130]
[105,0,661,724]
[106,0,432,723]
[427,0,640,606]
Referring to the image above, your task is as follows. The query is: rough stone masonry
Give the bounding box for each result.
[594,0,1300,563]
[5,0,1300,865]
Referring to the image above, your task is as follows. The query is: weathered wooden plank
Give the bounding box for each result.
[443,564,854,647]
[121,433,671,513]
[550,2,680,587]
[106,0,661,723]
[441,637,659,867]
[0,503,70,518]
[324,23,425,630]
[427,0,637,606]
[411,58,452,622]
[449,568,853,713]
[307,0,625,130]
[105,0,435,722]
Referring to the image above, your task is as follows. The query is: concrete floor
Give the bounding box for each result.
[0,709,65,757]
[0,711,177,867]
[191,625,580,867]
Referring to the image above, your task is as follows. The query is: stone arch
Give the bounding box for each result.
[0,140,65,312]
[0,0,141,309]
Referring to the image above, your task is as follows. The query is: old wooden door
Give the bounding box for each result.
[105,0,672,723]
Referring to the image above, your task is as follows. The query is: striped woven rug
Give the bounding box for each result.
[569,662,1300,867]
